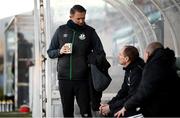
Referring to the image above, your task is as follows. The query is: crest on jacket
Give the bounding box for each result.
[79,33,86,40]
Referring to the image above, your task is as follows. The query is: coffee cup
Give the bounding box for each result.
[64,43,72,54]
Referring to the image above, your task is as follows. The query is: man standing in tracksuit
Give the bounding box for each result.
[47,5,109,117]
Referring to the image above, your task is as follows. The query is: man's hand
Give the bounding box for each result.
[60,44,71,54]
[114,107,126,118]
[99,103,105,114]
[99,104,110,116]
[26,60,34,67]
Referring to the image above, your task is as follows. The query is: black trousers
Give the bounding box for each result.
[18,85,29,107]
[58,79,92,117]
[88,74,102,111]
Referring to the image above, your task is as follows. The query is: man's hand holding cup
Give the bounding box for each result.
[60,43,72,54]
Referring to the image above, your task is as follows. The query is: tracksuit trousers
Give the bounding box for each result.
[58,79,92,117]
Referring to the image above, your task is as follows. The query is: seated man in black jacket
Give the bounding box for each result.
[99,45,144,117]
[115,42,180,117]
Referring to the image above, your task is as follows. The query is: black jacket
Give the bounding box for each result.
[89,53,111,111]
[47,20,105,80]
[124,48,180,117]
[12,38,33,74]
[108,57,144,112]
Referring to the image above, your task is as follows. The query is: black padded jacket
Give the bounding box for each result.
[47,20,106,80]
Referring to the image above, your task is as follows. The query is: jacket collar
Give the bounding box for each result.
[67,20,86,31]
[123,57,144,71]
[146,48,176,66]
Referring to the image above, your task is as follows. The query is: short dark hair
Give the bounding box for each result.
[17,32,24,39]
[70,5,86,15]
[123,45,139,62]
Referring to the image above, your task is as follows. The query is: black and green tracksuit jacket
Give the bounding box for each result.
[47,20,105,80]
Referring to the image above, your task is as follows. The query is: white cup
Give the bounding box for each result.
[64,43,72,54]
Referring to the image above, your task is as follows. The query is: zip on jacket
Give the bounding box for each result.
[70,31,76,80]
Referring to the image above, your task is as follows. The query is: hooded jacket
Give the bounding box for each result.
[124,48,180,117]
[47,20,106,80]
